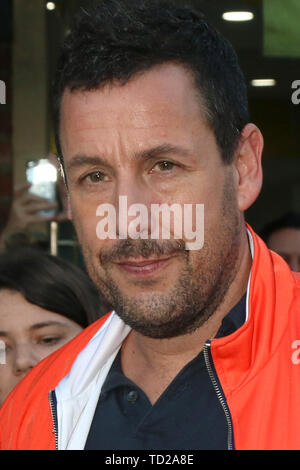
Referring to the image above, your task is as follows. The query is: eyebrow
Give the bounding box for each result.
[67,143,193,172]
[28,321,69,331]
[134,143,194,160]
[67,155,108,172]
[0,321,69,337]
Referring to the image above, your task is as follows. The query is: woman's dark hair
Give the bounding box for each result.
[0,247,111,327]
[53,0,249,168]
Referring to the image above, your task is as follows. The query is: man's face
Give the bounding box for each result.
[60,63,244,338]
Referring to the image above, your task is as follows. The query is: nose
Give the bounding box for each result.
[13,343,39,376]
[115,175,153,240]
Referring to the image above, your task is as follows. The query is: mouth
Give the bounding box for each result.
[115,256,173,277]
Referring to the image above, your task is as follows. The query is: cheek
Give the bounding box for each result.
[188,188,223,247]
[0,365,12,385]
[70,198,101,244]
[167,177,223,245]
[70,200,110,274]
[65,325,83,341]
[0,365,20,401]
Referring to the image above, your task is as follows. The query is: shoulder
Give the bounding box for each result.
[292,272,300,283]
[288,272,300,336]
[291,272,300,301]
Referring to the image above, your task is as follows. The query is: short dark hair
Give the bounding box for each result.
[260,212,300,244]
[53,0,249,166]
[0,247,111,327]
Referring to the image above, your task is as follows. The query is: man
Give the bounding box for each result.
[260,212,300,272]
[0,0,299,450]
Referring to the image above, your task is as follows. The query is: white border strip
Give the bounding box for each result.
[245,229,254,322]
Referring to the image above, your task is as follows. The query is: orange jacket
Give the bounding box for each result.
[0,226,300,450]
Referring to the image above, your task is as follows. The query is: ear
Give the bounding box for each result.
[233,123,264,212]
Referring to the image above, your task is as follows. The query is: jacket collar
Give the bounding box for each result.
[55,313,131,449]
[211,223,296,393]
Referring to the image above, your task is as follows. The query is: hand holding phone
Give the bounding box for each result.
[26,158,58,217]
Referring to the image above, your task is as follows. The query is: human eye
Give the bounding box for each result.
[150,160,176,173]
[83,170,108,184]
[38,336,62,347]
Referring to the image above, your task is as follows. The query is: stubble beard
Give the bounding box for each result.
[78,179,242,339]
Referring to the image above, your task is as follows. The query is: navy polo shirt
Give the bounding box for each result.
[84,294,246,450]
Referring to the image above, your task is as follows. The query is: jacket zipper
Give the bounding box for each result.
[203,341,234,450]
[48,346,233,451]
[48,390,59,450]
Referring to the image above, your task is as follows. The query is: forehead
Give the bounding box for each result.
[59,63,210,149]
[0,289,61,331]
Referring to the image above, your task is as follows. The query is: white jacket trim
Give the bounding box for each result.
[55,311,131,450]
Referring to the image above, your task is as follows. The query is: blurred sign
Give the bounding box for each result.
[264,0,300,57]
[0,80,6,104]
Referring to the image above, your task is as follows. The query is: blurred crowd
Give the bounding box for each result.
[0,156,112,405]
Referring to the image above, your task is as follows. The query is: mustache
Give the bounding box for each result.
[100,238,187,265]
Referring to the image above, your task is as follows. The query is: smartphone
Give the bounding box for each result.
[26,158,58,217]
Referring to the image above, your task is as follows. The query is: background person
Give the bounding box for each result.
[0,247,111,406]
[0,154,68,252]
[260,212,300,272]
[0,182,59,251]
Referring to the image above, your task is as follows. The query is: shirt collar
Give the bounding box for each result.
[215,293,247,338]
[101,293,247,396]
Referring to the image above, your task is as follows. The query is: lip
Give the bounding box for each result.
[115,257,173,277]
